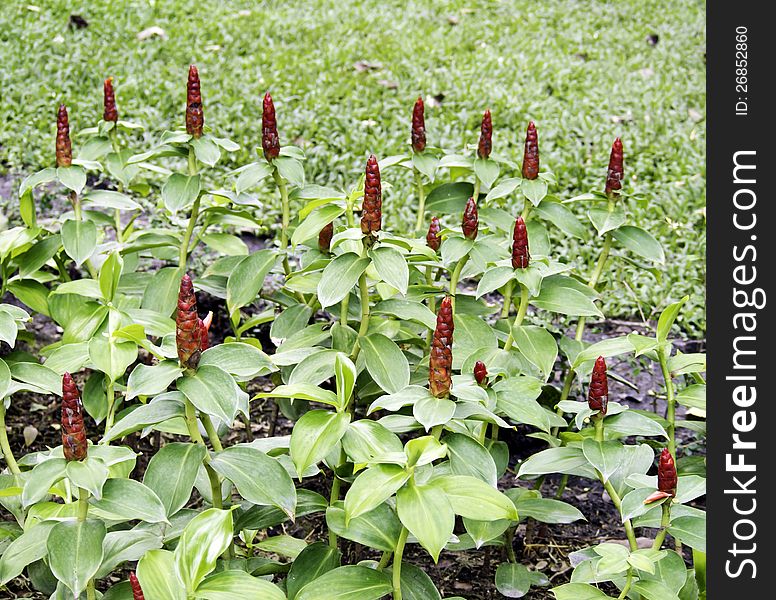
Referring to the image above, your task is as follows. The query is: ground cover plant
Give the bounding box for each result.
[0,0,707,333]
[0,60,706,600]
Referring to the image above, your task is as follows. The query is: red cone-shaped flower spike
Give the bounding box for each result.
[511,216,530,269]
[587,356,608,415]
[56,105,72,167]
[657,448,677,496]
[474,361,488,386]
[521,121,539,180]
[360,154,382,235]
[429,296,454,398]
[186,65,204,138]
[262,92,280,161]
[477,110,492,159]
[605,137,624,197]
[319,221,334,253]
[176,274,203,369]
[61,372,87,462]
[426,216,441,252]
[129,572,145,600]
[462,196,478,240]
[103,77,118,122]
[411,96,426,153]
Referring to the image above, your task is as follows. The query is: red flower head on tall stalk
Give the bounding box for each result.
[511,216,530,269]
[186,65,204,138]
[129,572,145,600]
[56,104,72,167]
[587,356,608,415]
[360,154,382,236]
[318,221,334,253]
[429,296,454,398]
[477,109,492,159]
[657,448,677,496]
[605,137,624,197]
[262,92,280,161]
[522,121,539,180]
[176,274,211,369]
[411,96,426,153]
[474,361,488,386]
[426,215,441,252]
[103,77,118,122]
[462,196,478,240]
[61,373,87,462]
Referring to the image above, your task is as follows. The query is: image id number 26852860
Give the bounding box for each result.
[735,26,748,116]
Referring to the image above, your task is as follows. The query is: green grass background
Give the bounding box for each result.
[0,0,706,334]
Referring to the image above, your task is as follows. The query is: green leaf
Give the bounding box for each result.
[326,503,402,552]
[476,266,515,298]
[445,433,498,486]
[201,233,249,256]
[413,395,455,431]
[474,157,500,188]
[657,296,689,343]
[572,336,634,369]
[676,384,706,410]
[195,570,285,600]
[587,206,626,236]
[292,204,344,248]
[174,508,234,592]
[61,219,97,267]
[82,189,141,211]
[0,358,10,398]
[67,457,110,500]
[235,161,272,194]
[177,365,243,424]
[404,436,447,468]
[226,249,276,315]
[89,333,137,382]
[90,478,168,523]
[96,529,164,579]
[533,280,603,317]
[360,333,410,394]
[22,458,67,507]
[290,410,351,477]
[317,252,370,308]
[370,246,409,295]
[373,299,436,330]
[582,439,625,483]
[391,562,442,600]
[533,200,585,238]
[335,353,357,411]
[256,383,340,410]
[295,565,392,600]
[57,165,87,194]
[127,361,183,400]
[425,182,473,214]
[632,580,681,600]
[137,549,186,600]
[210,446,296,518]
[668,515,706,552]
[341,420,404,465]
[200,342,275,381]
[162,173,201,213]
[612,225,665,263]
[513,497,584,524]
[0,521,56,584]
[551,583,610,599]
[432,475,518,521]
[144,442,208,517]
[47,519,106,596]
[275,156,305,187]
[521,178,548,206]
[103,395,185,442]
[191,136,221,167]
[517,447,596,478]
[485,177,521,202]
[286,542,341,600]
[142,267,181,316]
[512,326,557,381]
[344,464,411,522]
[397,482,454,562]
[17,234,62,279]
[495,562,537,598]
[256,534,307,558]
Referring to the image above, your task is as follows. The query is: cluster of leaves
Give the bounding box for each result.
[0,68,705,600]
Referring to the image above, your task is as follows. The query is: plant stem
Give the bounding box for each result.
[350,247,372,359]
[103,378,115,438]
[449,254,470,310]
[651,501,672,550]
[392,526,410,600]
[273,168,292,276]
[201,413,224,452]
[328,464,343,548]
[425,266,437,349]
[77,486,90,521]
[179,148,201,272]
[500,280,514,318]
[0,404,20,475]
[616,569,633,600]
[69,190,99,280]
[472,176,480,204]
[183,398,223,510]
[657,348,677,457]
[504,525,517,562]
[414,169,426,236]
[503,283,529,351]
[377,551,393,570]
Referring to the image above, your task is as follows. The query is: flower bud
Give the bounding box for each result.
[587,356,608,415]
[474,361,488,386]
[411,96,426,153]
[262,92,280,161]
[360,154,382,236]
[186,65,204,138]
[130,572,145,600]
[462,196,478,240]
[56,104,72,167]
[477,110,492,159]
[657,448,677,496]
[605,137,624,197]
[176,274,204,369]
[511,216,530,269]
[319,221,334,253]
[61,373,87,462]
[521,121,539,180]
[426,216,441,252]
[429,296,454,398]
[103,77,118,122]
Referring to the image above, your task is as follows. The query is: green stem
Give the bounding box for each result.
[520,202,532,221]
[109,128,124,243]
[77,486,90,521]
[179,147,201,271]
[328,465,343,548]
[377,551,393,571]
[273,168,292,276]
[652,501,672,550]
[103,378,116,439]
[414,169,427,236]
[596,419,638,551]
[0,404,20,475]
[617,569,633,600]
[183,399,223,510]
[505,525,517,562]
[500,280,514,319]
[449,254,470,310]
[658,348,677,457]
[350,252,372,359]
[425,266,437,349]
[503,283,529,351]
[392,526,410,600]
[472,176,481,203]
[201,413,224,452]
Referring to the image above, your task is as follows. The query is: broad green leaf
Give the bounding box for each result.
[235,161,272,193]
[476,266,515,298]
[137,549,186,600]
[513,497,584,524]
[143,442,207,517]
[275,156,305,187]
[495,562,539,598]
[226,250,276,315]
[177,365,243,424]
[370,246,409,295]
[22,457,67,507]
[657,296,689,343]
[675,384,706,410]
[57,165,87,194]
[96,529,164,579]
[668,515,706,552]
[404,436,447,468]
[474,157,499,188]
[99,251,123,302]
[103,396,185,442]
[522,178,548,206]
[344,464,411,522]
[517,447,596,478]
[286,542,341,600]
[256,534,307,558]
[47,519,106,596]
[126,361,183,400]
[341,420,404,465]
[142,267,181,316]
[291,204,345,248]
[445,433,498,486]
[432,475,518,521]
[317,253,370,308]
[295,565,392,600]
[632,580,681,600]
[582,439,625,483]
[425,182,473,214]
[191,136,221,167]
[612,225,665,263]
[255,383,340,410]
[587,206,626,236]
[326,503,402,552]
[89,334,137,382]
[90,478,168,523]
[413,395,455,431]
[335,353,357,411]
[534,200,586,238]
[360,333,410,394]
[397,482,454,562]
[17,234,62,278]
[290,410,351,477]
[0,521,56,584]
[463,518,510,548]
[82,189,141,211]
[67,457,110,500]
[533,282,603,317]
[210,446,296,518]
[512,326,557,381]
[551,583,609,599]
[200,342,275,381]
[61,219,97,267]
[572,336,634,369]
[174,508,234,592]
[195,570,285,600]
[162,173,201,213]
